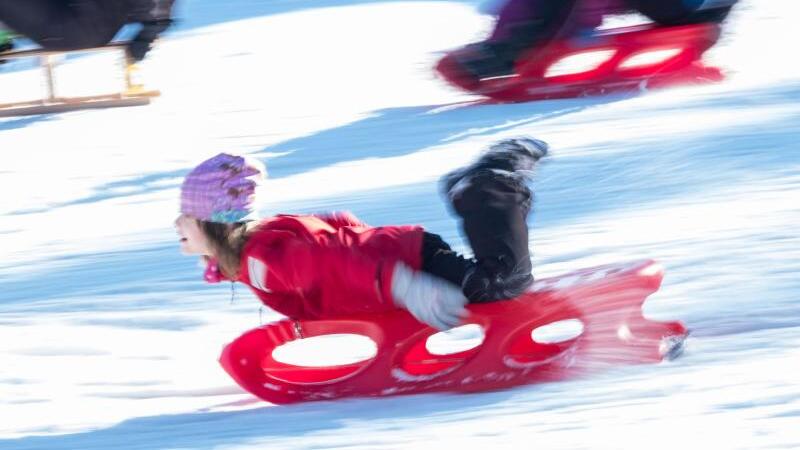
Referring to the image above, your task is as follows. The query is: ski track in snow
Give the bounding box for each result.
[1,1,799,449]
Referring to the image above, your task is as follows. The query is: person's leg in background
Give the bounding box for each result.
[628,0,738,26]
[0,0,123,50]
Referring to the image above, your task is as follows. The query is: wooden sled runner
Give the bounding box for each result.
[0,43,159,117]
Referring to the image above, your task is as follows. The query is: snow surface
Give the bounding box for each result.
[1,0,799,449]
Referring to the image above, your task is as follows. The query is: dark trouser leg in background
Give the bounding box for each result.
[441,138,548,303]
[125,0,176,61]
[451,0,579,80]
[628,0,737,26]
[490,0,579,45]
[0,0,123,50]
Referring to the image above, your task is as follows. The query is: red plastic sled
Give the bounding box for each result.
[436,23,724,102]
[219,260,687,404]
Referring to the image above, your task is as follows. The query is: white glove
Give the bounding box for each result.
[391,262,469,331]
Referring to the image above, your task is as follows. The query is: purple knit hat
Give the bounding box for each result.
[180,153,266,223]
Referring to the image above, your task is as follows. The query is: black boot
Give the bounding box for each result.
[444,137,548,195]
[462,253,534,302]
[449,40,521,82]
[442,137,548,303]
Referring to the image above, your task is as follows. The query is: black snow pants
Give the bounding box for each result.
[421,166,535,303]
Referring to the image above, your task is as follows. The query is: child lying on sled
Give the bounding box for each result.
[175,138,548,330]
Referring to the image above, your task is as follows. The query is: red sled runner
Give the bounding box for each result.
[219,259,687,404]
[436,23,724,102]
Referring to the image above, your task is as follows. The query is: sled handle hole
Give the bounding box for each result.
[398,324,486,378]
[425,324,485,355]
[532,319,585,344]
[544,49,618,78]
[618,48,684,69]
[263,333,378,384]
[504,319,584,368]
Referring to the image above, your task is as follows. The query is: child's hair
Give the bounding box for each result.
[200,220,260,279]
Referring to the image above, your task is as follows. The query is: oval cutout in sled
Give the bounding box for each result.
[271,333,377,367]
[619,48,683,69]
[400,325,485,378]
[545,49,617,78]
[426,324,485,356]
[532,319,585,344]
[504,319,584,368]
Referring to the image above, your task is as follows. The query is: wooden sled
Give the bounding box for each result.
[0,43,159,117]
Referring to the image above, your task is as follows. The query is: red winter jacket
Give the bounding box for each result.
[235,212,425,320]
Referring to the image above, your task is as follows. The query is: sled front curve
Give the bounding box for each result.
[219,259,688,404]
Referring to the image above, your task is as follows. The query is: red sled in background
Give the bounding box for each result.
[436,23,724,102]
[219,259,688,404]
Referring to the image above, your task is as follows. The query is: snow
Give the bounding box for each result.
[1,0,799,449]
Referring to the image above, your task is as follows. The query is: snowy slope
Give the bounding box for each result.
[1,1,799,449]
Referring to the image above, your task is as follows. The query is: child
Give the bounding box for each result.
[176,138,548,330]
[442,0,738,89]
[0,0,176,62]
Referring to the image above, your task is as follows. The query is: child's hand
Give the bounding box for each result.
[390,263,469,330]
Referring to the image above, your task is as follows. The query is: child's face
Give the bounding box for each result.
[175,214,212,255]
